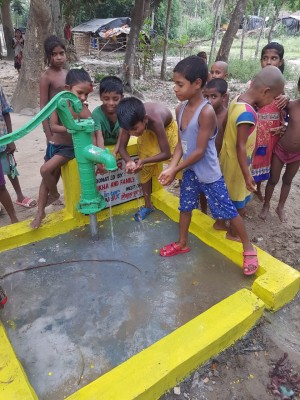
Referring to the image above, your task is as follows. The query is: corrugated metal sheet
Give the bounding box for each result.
[71,18,130,34]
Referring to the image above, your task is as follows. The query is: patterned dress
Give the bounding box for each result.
[251,100,282,183]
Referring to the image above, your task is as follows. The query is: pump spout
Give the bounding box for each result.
[82,145,117,171]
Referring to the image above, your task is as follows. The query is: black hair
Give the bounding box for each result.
[99,76,123,96]
[197,51,207,60]
[205,78,228,95]
[117,97,146,130]
[66,68,92,87]
[261,42,285,73]
[298,76,300,88]
[174,56,208,87]
[44,35,66,65]
[14,28,23,38]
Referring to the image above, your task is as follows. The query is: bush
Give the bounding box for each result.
[187,17,213,39]
[228,58,260,83]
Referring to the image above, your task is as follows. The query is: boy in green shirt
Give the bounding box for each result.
[92,76,123,155]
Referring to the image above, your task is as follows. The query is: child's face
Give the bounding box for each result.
[261,49,283,69]
[173,72,201,101]
[127,118,147,137]
[50,45,67,68]
[210,64,227,80]
[100,91,122,115]
[69,81,93,103]
[203,88,224,111]
[15,30,22,39]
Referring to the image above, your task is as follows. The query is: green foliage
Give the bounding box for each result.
[227,58,260,83]
[154,0,181,39]
[187,16,213,39]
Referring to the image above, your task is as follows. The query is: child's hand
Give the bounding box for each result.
[6,142,16,154]
[158,168,176,186]
[245,174,256,192]
[126,160,136,174]
[270,124,287,137]
[134,159,144,172]
[274,94,289,110]
[96,164,107,174]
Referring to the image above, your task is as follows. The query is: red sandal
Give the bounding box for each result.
[160,242,191,257]
[243,248,258,276]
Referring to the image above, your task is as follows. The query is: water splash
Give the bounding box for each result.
[108,171,115,250]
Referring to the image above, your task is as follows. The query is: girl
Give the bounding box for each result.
[251,42,289,202]
[31,68,93,229]
[12,28,24,73]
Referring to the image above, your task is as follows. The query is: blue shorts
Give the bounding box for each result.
[179,169,238,220]
[45,143,75,161]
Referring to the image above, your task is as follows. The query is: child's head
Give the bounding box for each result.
[204,78,228,112]
[173,56,208,101]
[65,68,93,103]
[44,35,66,67]
[117,97,147,136]
[261,42,284,73]
[197,51,208,64]
[15,29,22,38]
[99,76,124,115]
[251,65,285,108]
[209,61,228,80]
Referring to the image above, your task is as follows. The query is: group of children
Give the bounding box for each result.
[1,36,300,277]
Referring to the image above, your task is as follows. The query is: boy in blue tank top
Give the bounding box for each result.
[158,56,258,276]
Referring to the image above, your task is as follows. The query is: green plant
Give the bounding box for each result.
[228,59,260,83]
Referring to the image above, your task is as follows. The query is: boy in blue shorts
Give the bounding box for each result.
[158,56,258,276]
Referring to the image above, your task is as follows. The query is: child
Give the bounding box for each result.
[12,28,24,74]
[0,162,18,224]
[40,35,68,205]
[0,85,36,208]
[158,55,259,276]
[259,77,300,222]
[204,78,228,154]
[251,42,289,201]
[219,65,285,238]
[209,61,228,81]
[31,69,93,229]
[92,76,123,153]
[117,97,178,221]
[197,51,208,63]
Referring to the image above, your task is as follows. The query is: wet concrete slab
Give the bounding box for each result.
[0,210,254,399]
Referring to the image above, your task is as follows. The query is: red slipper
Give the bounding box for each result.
[243,248,258,276]
[15,197,37,208]
[160,242,191,257]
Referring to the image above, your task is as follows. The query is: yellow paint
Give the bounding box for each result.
[152,189,300,311]
[66,289,264,400]
[0,321,38,399]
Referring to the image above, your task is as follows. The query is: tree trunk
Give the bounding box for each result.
[255,5,269,58]
[1,0,15,59]
[11,0,63,112]
[122,0,150,92]
[268,2,283,43]
[215,0,249,62]
[160,0,172,80]
[209,0,223,64]
[240,16,247,60]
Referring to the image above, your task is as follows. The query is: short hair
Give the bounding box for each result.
[174,56,208,87]
[14,28,23,37]
[205,78,228,95]
[44,35,66,65]
[99,76,123,96]
[117,97,146,130]
[197,51,207,60]
[66,68,92,87]
[261,42,284,73]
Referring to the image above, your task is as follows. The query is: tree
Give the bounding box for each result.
[11,0,63,112]
[0,0,15,59]
[160,0,172,80]
[215,0,249,62]
[122,0,150,92]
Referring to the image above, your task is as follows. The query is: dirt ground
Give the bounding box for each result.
[0,56,299,399]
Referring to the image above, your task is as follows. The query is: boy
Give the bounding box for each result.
[158,57,282,276]
[204,78,228,154]
[117,97,178,221]
[259,77,300,222]
[92,76,123,154]
[209,61,228,80]
[219,65,285,234]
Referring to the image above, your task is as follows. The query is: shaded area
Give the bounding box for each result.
[0,211,253,400]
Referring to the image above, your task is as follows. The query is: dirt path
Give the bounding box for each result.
[0,57,299,399]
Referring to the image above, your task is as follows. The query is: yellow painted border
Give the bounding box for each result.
[0,137,299,399]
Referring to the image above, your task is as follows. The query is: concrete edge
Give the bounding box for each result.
[0,321,38,399]
[152,189,300,311]
[65,289,264,400]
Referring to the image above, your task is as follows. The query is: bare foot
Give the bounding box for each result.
[259,203,270,220]
[275,206,287,222]
[226,231,241,242]
[10,216,19,224]
[213,220,228,231]
[30,212,46,229]
[46,193,60,207]
[254,190,264,202]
